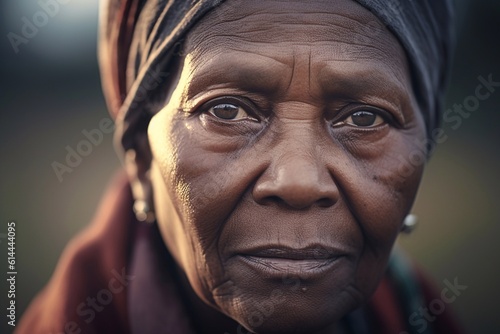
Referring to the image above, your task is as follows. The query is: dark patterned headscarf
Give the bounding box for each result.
[98,0,454,151]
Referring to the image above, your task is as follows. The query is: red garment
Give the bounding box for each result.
[17,173,133,334]
[17,172,463,334]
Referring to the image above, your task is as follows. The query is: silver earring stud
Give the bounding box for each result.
[133,200,155,223]
[401,214,418,234]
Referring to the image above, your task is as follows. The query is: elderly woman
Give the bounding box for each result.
[18,0,462,333]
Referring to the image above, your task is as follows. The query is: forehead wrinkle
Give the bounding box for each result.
[189,15,383,51]
[189,36,293,69]
[191,33,400,74]
[183,49,290,100]
[188,14,400,66]
[181,0,413,108]
[214,12,376,33]
[187,16,399,68]
[317,59,410,109]
[185,0,386,52]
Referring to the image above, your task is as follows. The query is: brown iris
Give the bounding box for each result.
[211,103,240,120]
[349,111,380,127]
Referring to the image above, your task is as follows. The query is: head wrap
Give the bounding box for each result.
[98,0,454,152]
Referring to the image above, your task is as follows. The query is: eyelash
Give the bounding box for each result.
[196,96,396,128]
[331,105,396,128]
[198,96,263,121]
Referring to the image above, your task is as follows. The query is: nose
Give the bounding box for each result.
[252,148,339,210]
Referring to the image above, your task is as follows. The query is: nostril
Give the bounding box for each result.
[256,195,282,206]
[257,193,335,210]
[317,198,335,208]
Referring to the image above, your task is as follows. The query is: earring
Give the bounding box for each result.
[401,214,418,234]
[133,199,155,223]
[124,149,156,223]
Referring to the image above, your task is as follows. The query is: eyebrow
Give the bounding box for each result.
[186,50,408,112]
[186,51,291,99]
[316,60,408,108]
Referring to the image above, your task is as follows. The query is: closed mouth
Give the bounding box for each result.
[233,245,348,278]
[242,255,337,270]
[235,244,346,260]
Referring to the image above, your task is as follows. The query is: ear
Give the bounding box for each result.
[123,131,155,223]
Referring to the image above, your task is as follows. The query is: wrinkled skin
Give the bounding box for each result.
[137,0,427,333]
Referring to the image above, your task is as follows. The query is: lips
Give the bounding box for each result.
[240,246,341,260]
[231,245,349,279]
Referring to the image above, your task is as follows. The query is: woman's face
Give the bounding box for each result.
[146,0,426,332]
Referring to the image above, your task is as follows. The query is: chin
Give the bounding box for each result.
[229,299,356,334]
[213,271,362,334]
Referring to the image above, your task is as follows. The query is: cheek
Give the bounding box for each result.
[148,110,232,304]
[148,107,262,308]
[333,125,426,294]
[148,97,427,326]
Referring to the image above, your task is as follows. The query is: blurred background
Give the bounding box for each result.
[0,0,499,333]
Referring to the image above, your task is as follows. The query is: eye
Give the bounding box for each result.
[345,110,385,127]
[207,103,256,122]
[331,109,388,128]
